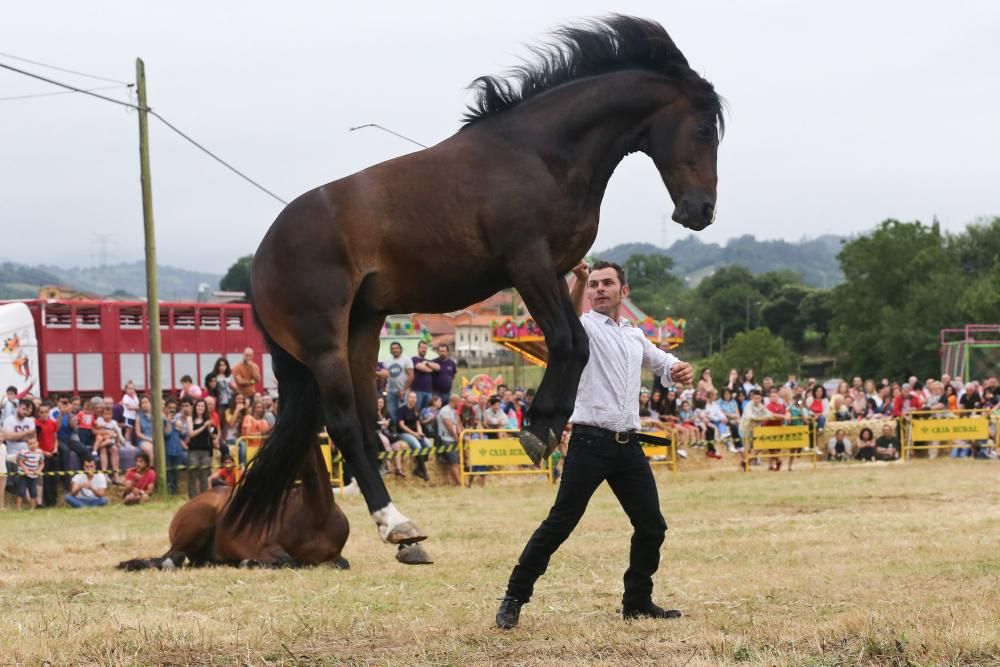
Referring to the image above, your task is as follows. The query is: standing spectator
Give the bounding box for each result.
[260,394,277,429]
[741,369,757,395]
[122,452,156,505]
[204,395,224,456]
[94,403,124,484]
[420,395,442,446]
[411,341,436,411]
[696,368,714,394]
[855,427,877,461]
[431,343,458,404]
[15,432,44,509]
[186,399,216,498]
[382,341,413,426]
[725,368,740,393]
[232,347,261,399]
[133,395,156,462]
[64,458,109,508]
[375,361,389,399]
[225,393,248,463]
[34,401,60,507]
[437,394,462,486]
[826,429,853,461]
[209,356,234,415]
[241,399,272,453]
[164,400,189,495]
[808,385,830,432]
[396,391,431,481]
[717,387,742,451]
[121,381,140,443]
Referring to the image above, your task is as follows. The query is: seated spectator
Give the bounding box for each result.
[132,395,156,462]
[208,455,237,488]
[64,458,109,508]
[808,385,829,431]
[420,395,442,445]
[892,383,923,416]
[179,374,203,401]
[834,395,854,421]
[397,391,430,481]
[123,452,156,505]
[376,396,405,477]
[855,427,877,461]
[826,429,853,461]
[875,424,900,460]
[15,432,44,509]
[482,395,508,433]
[436,394,462,486]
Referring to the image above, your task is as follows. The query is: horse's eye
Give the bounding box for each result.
[695,125,715,142]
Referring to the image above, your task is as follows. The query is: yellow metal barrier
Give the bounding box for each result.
[902,409,997,461]
[236,433,344,490]
[459,429,553,485]
[744,423,816,471]
[637,427,678,474]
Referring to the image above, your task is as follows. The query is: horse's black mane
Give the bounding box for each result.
[463,15,723,134]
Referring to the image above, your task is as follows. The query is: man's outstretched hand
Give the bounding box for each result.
[670,362,693,386]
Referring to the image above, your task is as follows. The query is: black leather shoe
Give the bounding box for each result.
[495,596,525,630]
[622,602,682,620]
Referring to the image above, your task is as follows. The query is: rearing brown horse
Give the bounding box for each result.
[227,16,723,560]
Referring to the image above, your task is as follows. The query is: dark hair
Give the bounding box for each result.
[812,385,827,399]
[489,396,501,405]
[437,343,450,352]
[212,356,231,377]
[136,452,150,465]
[463,15,724,133]
[590,260,626,287]
[390,341,402,350]
[5,385,15,394]
[180,397,193,407]
[180,375,193,384]
[859,427,874,442]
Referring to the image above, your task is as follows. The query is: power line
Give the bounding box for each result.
[349,123,428,149]
[0,84,127,102]
[0,51,130,85]
[0,61,289,206]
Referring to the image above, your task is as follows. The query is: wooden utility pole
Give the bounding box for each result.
[135,58,166,493]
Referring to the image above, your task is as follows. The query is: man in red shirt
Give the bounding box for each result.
[764,387,790,426]
[34,401,60,507]
[892,383,923,417]
[123,452,156,505]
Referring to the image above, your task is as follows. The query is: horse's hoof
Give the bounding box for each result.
[333,556,350,570]
[384,521,428,545]
[518,430,546,467]
[542,428,560,460]
[396,542,434,565]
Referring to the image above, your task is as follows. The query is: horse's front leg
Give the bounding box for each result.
[508,250,590,465]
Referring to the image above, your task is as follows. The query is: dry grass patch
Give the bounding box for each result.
[1,460,999,665]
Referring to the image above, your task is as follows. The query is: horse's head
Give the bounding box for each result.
[644,97,721,232]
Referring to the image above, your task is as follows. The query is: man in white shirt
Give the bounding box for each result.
[64,459,109,508]
[497,261,693,629]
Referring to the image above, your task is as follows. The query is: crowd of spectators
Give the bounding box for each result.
[638,367,1000,469]
[3,344,997,508]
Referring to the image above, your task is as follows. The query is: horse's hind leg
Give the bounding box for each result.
[346,307,430,557]
[309,317,427,550]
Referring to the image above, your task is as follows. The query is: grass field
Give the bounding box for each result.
[1,459,999,665]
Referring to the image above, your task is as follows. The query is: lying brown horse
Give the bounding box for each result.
[227,15,723,560]
[118,447,432,570]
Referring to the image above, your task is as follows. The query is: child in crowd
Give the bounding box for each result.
[16,432,44,509]
[94,404,124,484]
[122,452,156,505]
[209,455,237,488]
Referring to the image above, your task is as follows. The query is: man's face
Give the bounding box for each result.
[768,390,779,403]
[244,348,254,363]
[417,342,428,357]
[406,392,417,408]
[853,377,862,388]
[182,403,192,416]
[84,460,96,475]
[17,401,31,418]
[587,267,628,315]
[836,430,846,439]
[390,343,402,358]
[437,345,448,359]
[449,396,460,409]
[136,458,148,472]
[262,396,273,409]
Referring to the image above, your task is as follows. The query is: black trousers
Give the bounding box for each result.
[505,431,667,608]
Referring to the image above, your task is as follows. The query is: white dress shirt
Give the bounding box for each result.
[569,310,678,432]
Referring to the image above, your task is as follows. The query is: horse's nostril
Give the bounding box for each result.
[702,202,715,220]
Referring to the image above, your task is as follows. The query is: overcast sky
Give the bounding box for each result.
[2,1,998,272]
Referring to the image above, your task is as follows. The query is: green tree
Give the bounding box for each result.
[704,328,800,383]
[220,255,253,297]
[622,253,684,318]
[828,220,964,378]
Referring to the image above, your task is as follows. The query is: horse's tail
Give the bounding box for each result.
[224,308,322,532]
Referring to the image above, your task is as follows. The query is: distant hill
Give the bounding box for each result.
[594,234,845,288]
[0,261,221,301]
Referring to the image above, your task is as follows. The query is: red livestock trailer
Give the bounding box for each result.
[3,299,272,399]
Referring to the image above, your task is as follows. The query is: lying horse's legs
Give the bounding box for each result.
[312,339,427,549]
[510,250,590,464]
[239,545,298,569]
[117,550,186,571]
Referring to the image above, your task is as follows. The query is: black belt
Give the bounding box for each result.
[571,424,672,447]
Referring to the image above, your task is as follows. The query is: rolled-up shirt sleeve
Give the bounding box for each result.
[641,338,678,387]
